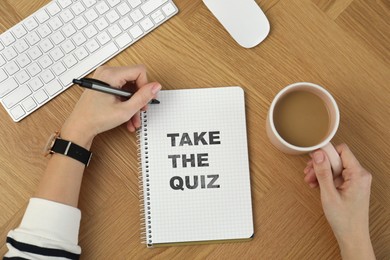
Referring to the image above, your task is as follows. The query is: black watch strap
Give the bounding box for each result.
[51,139,92,166]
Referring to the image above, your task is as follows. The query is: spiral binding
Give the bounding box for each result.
[137,111,153,247]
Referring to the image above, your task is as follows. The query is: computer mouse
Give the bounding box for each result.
[203,0,270,48]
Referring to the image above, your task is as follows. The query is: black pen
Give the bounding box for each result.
[72,78,160,104]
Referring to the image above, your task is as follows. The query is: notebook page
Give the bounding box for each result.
[140,87,253,245]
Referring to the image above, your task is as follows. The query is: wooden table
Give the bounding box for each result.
[1,0,389,258]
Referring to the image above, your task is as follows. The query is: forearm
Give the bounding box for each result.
[337,233,375,260]
[35,127,94,208]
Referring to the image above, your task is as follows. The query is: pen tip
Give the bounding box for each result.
[151,99,160,104]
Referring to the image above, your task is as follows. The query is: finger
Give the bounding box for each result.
[312,150,338,199]
[333,176,344,189]
[127,120,136,132]
[131,112,141,129]
[304,168,317,183]
[94,65,148,88]
[335,143,361,169]
[121,82,161,116]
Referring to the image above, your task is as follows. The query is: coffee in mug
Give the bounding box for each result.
[273,90,330,147]
[266,82,343,176]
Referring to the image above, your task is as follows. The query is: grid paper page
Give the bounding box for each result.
[140,87,253,246]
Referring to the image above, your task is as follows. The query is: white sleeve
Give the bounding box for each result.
[4,198,82,260]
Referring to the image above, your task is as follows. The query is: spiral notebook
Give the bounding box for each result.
[138,87,253,247]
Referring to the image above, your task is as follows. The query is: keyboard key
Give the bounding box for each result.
[95,17,109,31]
[73,32,87,46]
[96,2,109,15]
[81,0,97,8]
[24,17,39,31]
[4,61,19,75]
[16,53,31,68]
[85,9,98,23]
[130,9,144,23]
[117,3,131,16]
[106,10,120,24]
[52,62,67,76]
[34,89,49,103]
[29,77,44,91]
[0,78,18,97]
[47,2,61,16]
[38,55,53,69]
[141,0,167,15]
[108,24,122,38]
[63,54,77,68]
[3,84,32,108]
[10,105,25,120]
[162,3,176,16]
[13,25,27,39]
[14,39,29,53]
[62,40,76,54]
[0,55,5,67]
[62,24,77,38]
[1,31,16,46]
[84,25,98,39]
[48,17,63,31]
[71,2,86,16]
[51,31,66,45]
[39,39,54,53]
[115,33,132,48]
[59,42,118,86]
[107,0,120,7]
[28,46,43,60]
[75,47,89,60]
[140,18,154,31]
[86,39,100,53]
[44,79,62,96]
[97,32,110,45]
[15,70,30,84]
[40,70,55,83]
[127,0,141,8]
[151,10,165,24]
[119,17,133,30]
[35,10,50,23]
[0,68,7,82]
[50,47,65,61]
[129,25,143,39]
[27,63,42,77]
[60,9,74,23]
[73,16,88,30]
[26,31,40,46]
[37,24,52,38]
[58,0,72,9]
[22,97,37,112]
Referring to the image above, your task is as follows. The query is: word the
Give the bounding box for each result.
[168,153,209,168]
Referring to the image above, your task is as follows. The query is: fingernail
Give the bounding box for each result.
[152,83,161,94]
[313,151,324,164]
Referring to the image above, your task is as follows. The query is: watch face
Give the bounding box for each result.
[43,132,60,156]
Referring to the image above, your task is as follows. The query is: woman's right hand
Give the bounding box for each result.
[304,144,375,260]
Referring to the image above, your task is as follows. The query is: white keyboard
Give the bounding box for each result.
[0,0,178,122]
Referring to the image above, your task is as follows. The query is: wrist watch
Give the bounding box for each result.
[44,131,92,167]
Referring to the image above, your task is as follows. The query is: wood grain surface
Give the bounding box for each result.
[1,0,389,259]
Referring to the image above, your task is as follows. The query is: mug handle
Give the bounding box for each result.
[321,143,343,177]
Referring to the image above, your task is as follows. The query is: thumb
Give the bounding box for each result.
[121,82,161,114]
[312,150,338,199]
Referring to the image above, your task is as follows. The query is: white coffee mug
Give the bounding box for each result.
[266,82,343,177]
